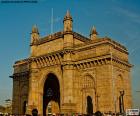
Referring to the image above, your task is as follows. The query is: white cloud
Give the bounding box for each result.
[113,7,140,24]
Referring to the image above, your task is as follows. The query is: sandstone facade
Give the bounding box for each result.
[11,11,132,115]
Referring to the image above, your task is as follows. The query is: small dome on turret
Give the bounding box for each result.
[90,26,98,35]
[31,25,39,34]
[63,10,73,22]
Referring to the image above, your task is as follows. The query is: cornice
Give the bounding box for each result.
[75,56,109,69]
[14,58,30,67]
[30,51,63,68]
[112,55,132,68]
[36,31,64,45]
[72,31,90,42]
[13,51,132,73]
[30,30,127,56]
[104,37,127,50]
[74,38,128,54]
[74,54,132,70]
[14,48,131,69]
[10,71,29,78]
[31,31,91,46]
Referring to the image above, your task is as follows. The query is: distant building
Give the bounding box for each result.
[0,105,5,113]
[11,11,132,115]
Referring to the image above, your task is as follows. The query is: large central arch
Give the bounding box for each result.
[43,73,60,116]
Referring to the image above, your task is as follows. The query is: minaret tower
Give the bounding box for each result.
[90,26,98,40]
[30,25,39,45]
[62,11,76,113]
[63,10,73,32]
[30,25,40,56]
[63,10,74,48]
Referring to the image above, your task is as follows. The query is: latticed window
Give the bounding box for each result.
[82,75,95,89]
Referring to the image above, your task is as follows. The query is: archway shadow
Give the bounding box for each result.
[43,73,60,116]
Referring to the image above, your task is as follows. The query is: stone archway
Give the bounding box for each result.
[43,73,60,116]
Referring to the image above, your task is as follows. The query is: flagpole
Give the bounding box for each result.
[51,8,53,34]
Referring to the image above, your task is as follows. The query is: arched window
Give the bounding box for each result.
[82,75,95,89]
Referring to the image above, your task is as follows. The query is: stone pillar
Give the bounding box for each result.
[30,25,39,57]
[61,50,76,113]
[63,32,74,49]
[26,68,39,115]
[12,77,21,114]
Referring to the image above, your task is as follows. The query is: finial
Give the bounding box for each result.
[90,26,98,40]
[90,26,98,35]
[63,10,73,22]
[66,10,71,17]
[31,25,39,34]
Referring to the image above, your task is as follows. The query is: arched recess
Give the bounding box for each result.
[23,101,27,114]
[87,96,93,115]
[116,74,124,96]
[115,74,124,112]
[43,73,60,116]
[20,84,28,114]
[81,73,96,114]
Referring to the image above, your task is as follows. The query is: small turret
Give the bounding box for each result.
[32,25,39,34]
[31,25,39,45]
[63,10,73,32]
[90,26,98,40]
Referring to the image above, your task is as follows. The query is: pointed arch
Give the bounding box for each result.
[81,73,96,114]
[43,73,60,116]
[87,96,93,115]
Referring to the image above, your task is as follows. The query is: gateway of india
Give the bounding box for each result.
[11,11,132,115]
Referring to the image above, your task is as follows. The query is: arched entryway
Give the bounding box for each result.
[23,101,27,114]
[82,74,95,114]
[43,73,60,116]
[87,96,93,115]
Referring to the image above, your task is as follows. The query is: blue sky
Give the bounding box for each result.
[0,0,140,108]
